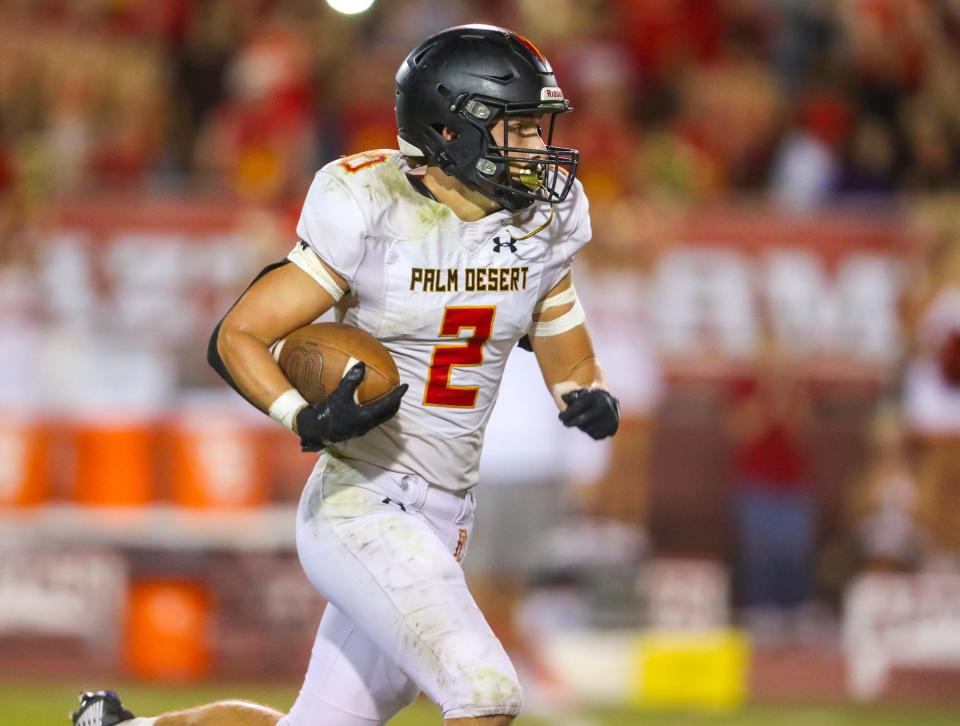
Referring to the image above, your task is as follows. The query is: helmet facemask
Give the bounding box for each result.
[447,96,579,212]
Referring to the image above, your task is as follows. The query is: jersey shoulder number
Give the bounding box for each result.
[336,149,391,174]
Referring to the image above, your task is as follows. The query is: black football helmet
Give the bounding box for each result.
[395,24,579,212]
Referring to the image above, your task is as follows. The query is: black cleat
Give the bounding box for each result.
[71,690,135,726]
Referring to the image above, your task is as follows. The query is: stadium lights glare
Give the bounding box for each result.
[326,0,375,14]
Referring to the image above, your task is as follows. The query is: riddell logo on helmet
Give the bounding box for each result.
[541,87,564,101]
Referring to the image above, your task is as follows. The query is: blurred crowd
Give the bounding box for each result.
[1,0,960,209]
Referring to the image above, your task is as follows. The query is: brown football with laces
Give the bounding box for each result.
[273,323,400,405]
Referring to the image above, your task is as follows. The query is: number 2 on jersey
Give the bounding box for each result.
[424,306,496,408]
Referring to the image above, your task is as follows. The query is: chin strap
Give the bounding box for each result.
[406,173,437,201]
[510,206,554,241]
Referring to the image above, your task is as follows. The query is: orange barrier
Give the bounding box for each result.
[0,413,49,507]
[72,418,155,506]
[166,405,269,509]
[125,580,213,681]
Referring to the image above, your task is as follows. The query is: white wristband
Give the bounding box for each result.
[269,388,309,433]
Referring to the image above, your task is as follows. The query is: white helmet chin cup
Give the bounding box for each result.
[397,136,425,157]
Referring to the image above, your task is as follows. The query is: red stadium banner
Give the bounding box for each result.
[31,195,920,391]
[583,203,919,385]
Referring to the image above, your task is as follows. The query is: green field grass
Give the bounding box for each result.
[2,683,959,726]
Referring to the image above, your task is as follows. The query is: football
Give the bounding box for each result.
[273,323,400,405]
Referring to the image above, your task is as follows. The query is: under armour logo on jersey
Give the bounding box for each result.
[492,236,518,254]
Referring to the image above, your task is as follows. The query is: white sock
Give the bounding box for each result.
[123,719,157,726]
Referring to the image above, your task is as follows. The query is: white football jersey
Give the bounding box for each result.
[293,149,591,491]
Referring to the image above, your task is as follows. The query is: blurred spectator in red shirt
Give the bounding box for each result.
[557,41,642,202]
[169,0,249,174]
[614,0,725,81]
[0,144,13,195]
[672,24,783,193]
[334,45,402,155]
[195,10,316,202]
[771,77,853,212]
[727,335,815,633]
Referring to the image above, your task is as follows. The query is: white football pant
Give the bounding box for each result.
[278,453,522,725]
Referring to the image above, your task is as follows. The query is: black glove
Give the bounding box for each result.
[296,362,408,452]
[559,387,620,440]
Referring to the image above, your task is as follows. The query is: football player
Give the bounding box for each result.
[74,24,618,726]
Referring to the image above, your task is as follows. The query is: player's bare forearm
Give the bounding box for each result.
[217,328,295,412]
[528,272,607,409]
[531,324,607,409]
[529,272,619,439]
[216,262,340,413]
